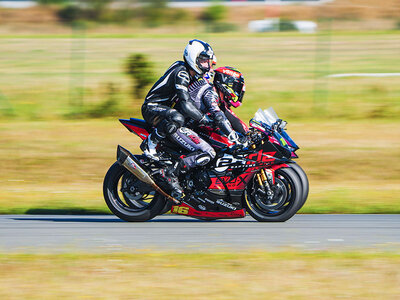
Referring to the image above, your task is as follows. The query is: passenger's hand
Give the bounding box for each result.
[236,135,249,150]
[199,115,212,126]
[229,132,249,151]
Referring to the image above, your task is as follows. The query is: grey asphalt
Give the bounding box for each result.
[1,214,399,253]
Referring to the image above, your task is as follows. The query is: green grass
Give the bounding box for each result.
[1,251,399,299]
[0,31,399,121]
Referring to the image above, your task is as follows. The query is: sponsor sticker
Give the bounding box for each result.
[222,68,240,78]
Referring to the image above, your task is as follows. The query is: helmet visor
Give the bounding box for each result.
[197,53,212,72]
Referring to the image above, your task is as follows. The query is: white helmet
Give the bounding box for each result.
[183,39,214,75]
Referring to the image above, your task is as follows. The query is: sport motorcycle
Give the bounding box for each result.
[103,107,309,222]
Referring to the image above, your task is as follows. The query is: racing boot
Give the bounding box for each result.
[141,132,161,161]
[153,168,184,200]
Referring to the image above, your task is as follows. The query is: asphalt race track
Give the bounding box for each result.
[1,214,399,253]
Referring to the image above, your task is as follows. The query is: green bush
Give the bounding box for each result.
[57,5,83,23]
[57,0,136,24]
[279,19,296,32]
[64,83,121,119]
[200,3,226,23]
[396,20,400,30]
[142,0,168,27]
[125,53,155,99]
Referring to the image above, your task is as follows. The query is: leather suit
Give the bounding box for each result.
[141,61,216,168]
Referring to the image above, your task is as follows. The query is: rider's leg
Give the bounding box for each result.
[142,104,186,199]
[141,104,184,160]
[168,127,216,171]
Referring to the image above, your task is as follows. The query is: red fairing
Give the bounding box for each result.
[171,203,246,219]
[198,126,234,148]
[122,123,149,140]
[268,163,289,171]
[269,135,280,145]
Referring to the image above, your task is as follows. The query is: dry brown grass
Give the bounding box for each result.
[0,252,399,299]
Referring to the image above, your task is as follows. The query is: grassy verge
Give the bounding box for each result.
[0,251,399,299]
[1,32,399,121]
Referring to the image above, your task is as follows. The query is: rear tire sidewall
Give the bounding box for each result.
[103,162,166,222]
[244,167,303,222]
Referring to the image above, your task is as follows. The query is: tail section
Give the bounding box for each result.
[119,118,150,140]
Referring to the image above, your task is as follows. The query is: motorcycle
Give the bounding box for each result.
[103,107,309,222]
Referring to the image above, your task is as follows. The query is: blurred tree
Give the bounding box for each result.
[200,2,232,32]
[125,54,155,99]
[58,5,84,23]
[200,2,226,23]
[142,0,168,27]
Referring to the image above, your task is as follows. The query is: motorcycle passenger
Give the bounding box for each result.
[188,66,249,147]
[141,39,216,199]
[213,66,249,137]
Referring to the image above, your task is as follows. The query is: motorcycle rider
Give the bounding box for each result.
[188,66,249,147]
[141,39,216,199]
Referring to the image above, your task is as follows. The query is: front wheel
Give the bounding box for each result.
[244,168,302,222]
[288,163,309,211]
[103,162,166,222]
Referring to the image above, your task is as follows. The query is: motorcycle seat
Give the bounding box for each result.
[129,118,152,132]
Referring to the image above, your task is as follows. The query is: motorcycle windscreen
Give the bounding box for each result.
[253,107,279,127]
[280,129,299,150]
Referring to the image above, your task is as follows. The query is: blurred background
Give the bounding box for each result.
[0,0,399,214]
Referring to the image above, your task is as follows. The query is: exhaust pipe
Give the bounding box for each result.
[116,145,180,204]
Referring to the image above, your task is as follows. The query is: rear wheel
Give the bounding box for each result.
[244,168,302,222]
[103,162,166,222]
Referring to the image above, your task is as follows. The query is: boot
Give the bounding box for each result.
[154,168,184,200]
[141,132,160,161]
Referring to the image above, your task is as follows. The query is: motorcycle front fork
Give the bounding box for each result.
[256,169,276,199]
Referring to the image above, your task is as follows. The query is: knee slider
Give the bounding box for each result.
[165,122,178,134]
[195,153,211,166]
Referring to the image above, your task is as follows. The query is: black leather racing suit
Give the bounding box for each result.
[141,61,216,168]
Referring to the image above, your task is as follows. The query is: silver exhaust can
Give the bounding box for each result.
[116,145,180,204]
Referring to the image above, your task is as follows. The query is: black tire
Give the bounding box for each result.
[103,162,166,222]
[244,167,303,222]
[288,163,309,211]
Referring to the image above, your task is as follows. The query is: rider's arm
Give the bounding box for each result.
[174,70,207,123]
[221,104,249,136]
[203,89,234,136]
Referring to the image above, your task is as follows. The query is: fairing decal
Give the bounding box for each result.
[209,173,253,190]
